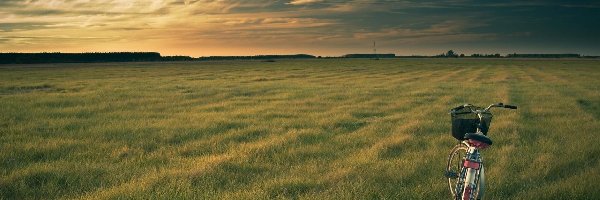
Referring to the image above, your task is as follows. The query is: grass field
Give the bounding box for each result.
[1,59,599,199]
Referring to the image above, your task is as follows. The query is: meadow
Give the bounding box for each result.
[0,59,599,199]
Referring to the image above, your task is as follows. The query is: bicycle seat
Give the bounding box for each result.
[464,133,493,145]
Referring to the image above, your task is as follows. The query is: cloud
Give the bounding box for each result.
[0,0,597,56]
[287,0,324,6]
[352,20,495,44]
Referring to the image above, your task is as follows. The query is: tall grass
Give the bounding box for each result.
[0,59,599,199]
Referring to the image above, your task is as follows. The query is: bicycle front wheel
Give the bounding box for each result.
[446,143,468,198]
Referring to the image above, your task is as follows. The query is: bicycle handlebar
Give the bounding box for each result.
[452,102,517,114]
[450,103,516,136]
[483,103,517,112]
[504,105,517,109]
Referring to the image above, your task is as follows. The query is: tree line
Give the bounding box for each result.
[342,54,396,58]
[197,54,316,61]
[1,51,596,64]
[0,53,320,64]
[0,52,165,64]
[435,50,585,58]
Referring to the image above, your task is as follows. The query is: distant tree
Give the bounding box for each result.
[460,54,465,57]
[446,50,456,57]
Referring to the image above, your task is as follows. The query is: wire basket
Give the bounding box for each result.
[450,106,492,140]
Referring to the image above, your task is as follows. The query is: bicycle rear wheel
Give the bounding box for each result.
[446,143,468,198]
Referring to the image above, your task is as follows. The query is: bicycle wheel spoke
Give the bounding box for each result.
[447,143,468,199]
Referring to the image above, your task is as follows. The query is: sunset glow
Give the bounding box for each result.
[1,0,599,56]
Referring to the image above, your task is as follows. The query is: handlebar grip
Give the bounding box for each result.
[504,105,517,109]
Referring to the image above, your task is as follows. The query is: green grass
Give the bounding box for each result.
[0,59,599,199]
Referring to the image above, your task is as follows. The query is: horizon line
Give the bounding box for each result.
[1,51,596,57]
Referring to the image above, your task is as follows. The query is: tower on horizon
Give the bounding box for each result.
[373,41,379,60]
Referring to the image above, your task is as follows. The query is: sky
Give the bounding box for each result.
[1,0,599,56]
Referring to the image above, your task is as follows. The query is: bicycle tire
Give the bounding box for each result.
[446,143,468,199]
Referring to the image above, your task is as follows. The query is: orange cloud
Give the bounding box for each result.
[287,0,323,6]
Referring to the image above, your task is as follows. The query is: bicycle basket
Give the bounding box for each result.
[450,106,492,140]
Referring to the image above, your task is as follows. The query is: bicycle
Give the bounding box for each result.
[444,103,517,200]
